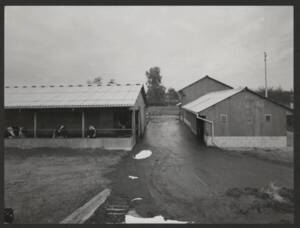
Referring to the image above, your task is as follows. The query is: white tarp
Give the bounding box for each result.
[133,150,152,159]
[125,210,188,224]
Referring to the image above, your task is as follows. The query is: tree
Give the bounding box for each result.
[87,77,102,85]
[167,88,179,100]
[254,86,293,108]
[165,87,180,105]
[146,67,166,105]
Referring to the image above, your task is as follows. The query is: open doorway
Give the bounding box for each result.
[196,115,206,144]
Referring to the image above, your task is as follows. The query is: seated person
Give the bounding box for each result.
[53,125,68,138]
[117,120,126,129]
[87,125,96,138]
[5,126,15,138]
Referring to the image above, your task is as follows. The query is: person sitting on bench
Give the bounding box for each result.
[5,126,15,138]
[87,125,96,138]
[53,125,68,138]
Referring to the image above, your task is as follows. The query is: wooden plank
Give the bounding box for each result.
[60,188,111,224]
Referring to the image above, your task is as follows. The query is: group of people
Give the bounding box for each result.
[5,126,26,138]
[5,124,120,138]
[52,124,97,138]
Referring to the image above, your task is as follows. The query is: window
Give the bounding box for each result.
[265,114,272,122]
[220,114,228,123]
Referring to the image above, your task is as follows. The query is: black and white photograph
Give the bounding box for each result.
[3,5,294,224]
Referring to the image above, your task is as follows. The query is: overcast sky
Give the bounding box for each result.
[5,6,293,90]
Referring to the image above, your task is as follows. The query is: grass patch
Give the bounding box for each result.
[4,147,126,224]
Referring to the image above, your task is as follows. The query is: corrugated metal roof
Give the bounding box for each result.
[182,88,243,114]
[5,84,145,109]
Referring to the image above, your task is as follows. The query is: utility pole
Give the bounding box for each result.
[264,52,268,98]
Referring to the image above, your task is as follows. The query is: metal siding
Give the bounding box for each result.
[180,77,232,105]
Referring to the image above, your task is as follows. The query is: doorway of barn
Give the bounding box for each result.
[196,115,206,144]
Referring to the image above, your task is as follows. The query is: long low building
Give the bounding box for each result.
[4,83,147,150]
[179,76,293,148]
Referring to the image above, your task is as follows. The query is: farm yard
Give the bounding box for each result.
[4,148,126,223]
[4,113,294,224]
[88,115,294,224]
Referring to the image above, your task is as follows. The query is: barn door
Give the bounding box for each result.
[196,116,205,144]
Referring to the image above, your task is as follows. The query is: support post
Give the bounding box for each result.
[82,111,85,138]
[132,110,136,138]
[33,111,37,138]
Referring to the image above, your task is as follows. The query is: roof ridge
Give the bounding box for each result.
[178,75,234,92]
[5,83,143,88]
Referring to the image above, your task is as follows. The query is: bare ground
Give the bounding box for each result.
[88,115,294,224]
[4,148,126,224]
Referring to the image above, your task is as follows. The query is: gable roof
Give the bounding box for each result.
[178,75,233,93]
[5,84,147,109]
[182,87,293,114]
[182,88,242,114]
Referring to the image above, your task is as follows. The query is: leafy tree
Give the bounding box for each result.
[165,87,180,105]
[87,77,102,85]
[146,67,166,105]
[254,86,293,108]
[167,87,179,100]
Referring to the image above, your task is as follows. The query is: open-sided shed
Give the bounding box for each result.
[4,83,147,150]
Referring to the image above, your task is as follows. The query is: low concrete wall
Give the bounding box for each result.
[205,136,287,148]
[5,137,134,151]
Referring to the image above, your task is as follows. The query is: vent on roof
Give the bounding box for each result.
[107,84,111,86]
[126,83,131,86]
[59,85,64,87]
[14,86,18,88]
[22,86,27,88]
[77,84,82,87]
[97,84,101,86]
[5,86,10,88]
[136,83,141,85]
[41,85,46,88]
[68,85,73,87]
[50,85,54,87]
[116,84,121,86]
[32,85,36,88]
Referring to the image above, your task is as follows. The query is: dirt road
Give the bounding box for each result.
[90,116,294,223]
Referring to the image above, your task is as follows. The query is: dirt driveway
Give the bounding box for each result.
[90,115,293,224]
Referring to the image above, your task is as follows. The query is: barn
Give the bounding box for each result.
[178,76,293,148]
[4,83,147,151]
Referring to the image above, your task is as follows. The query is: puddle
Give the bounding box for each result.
[128,175,139,179]
[133,150,152,159]
[125,209,188,224]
